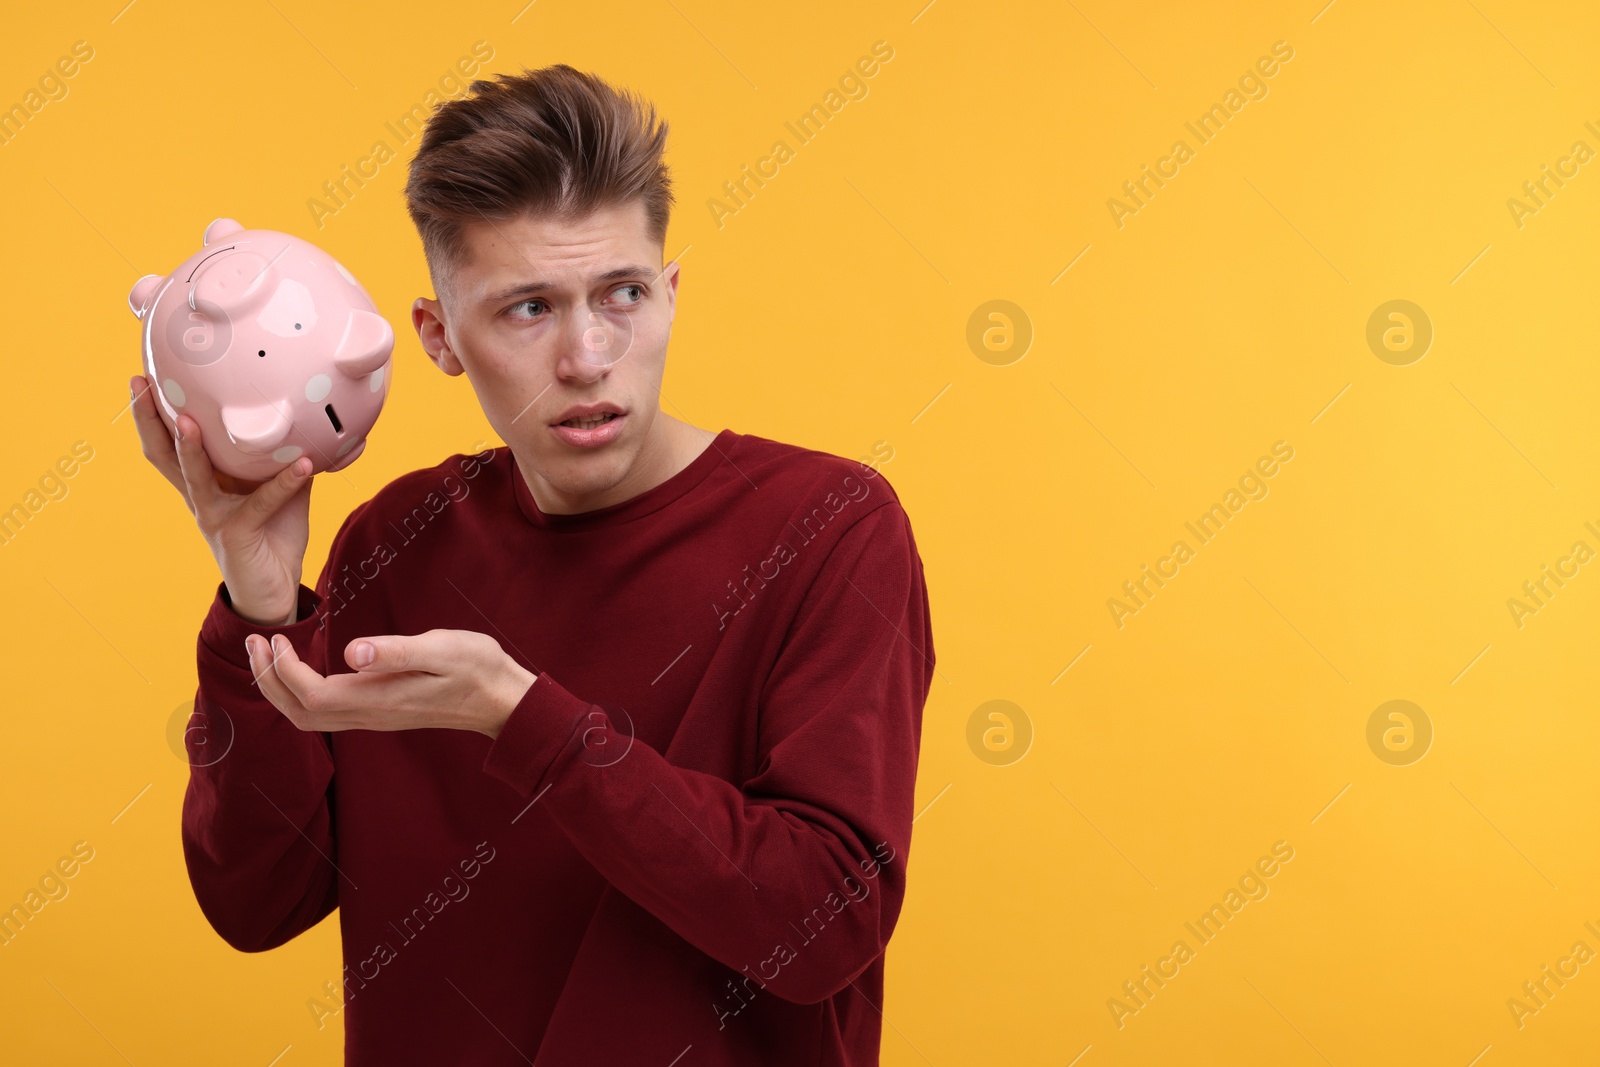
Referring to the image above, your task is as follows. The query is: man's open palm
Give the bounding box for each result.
[245,629,535,739]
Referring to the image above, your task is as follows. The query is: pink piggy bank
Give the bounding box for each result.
[128,217,394,481]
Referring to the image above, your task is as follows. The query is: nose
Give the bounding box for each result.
[554,307,631,382]
[190,249,272,312]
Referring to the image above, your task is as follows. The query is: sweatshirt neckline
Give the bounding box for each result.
[511,428,735,530]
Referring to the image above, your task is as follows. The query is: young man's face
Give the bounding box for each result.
[412,199,682,513]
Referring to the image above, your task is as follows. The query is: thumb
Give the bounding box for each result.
[345,632,443,674]
[245,455,314,521]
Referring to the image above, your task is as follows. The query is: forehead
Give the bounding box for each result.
[455,200,659,303]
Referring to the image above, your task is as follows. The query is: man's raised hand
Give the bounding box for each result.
[130,374,313,626]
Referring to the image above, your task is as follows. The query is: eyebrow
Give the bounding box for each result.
[482,265,658,305]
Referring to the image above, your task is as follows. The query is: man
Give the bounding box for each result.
[131,64,935,1065]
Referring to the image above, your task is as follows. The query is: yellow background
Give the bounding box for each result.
[3,0,1598,1062]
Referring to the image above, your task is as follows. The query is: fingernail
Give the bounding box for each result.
[128,377,138,401]
[272,635,287,654]
[352,641,374,667]
[175,418,186,442]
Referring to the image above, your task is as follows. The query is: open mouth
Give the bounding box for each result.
[558,412,620,430]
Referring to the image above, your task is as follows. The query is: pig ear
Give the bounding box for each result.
[204,218,245,245]
[334,309,395,378]
[128,274,164,319]
[219,400,293,455]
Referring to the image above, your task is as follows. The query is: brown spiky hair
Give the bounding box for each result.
[402,64,674,303]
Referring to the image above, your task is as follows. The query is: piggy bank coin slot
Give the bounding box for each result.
[183,244,237,287]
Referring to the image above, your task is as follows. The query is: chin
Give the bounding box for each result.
[545,435,634,476]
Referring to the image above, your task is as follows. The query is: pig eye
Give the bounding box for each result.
[258,349,266,357]
[295,323,302,330]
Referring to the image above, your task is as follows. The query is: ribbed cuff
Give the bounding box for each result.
[481,672,603,797]
[199,582,322,670]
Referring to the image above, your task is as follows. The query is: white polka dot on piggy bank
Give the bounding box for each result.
[127,217,395,481]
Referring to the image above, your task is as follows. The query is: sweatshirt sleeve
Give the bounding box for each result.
[180,504,368,953]
[481,499,936,1004]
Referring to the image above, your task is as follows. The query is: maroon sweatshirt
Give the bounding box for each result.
[181,427,935,1066]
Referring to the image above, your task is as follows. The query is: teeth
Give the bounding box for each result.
[562,413,615,429]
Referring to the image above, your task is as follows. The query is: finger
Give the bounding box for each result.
[261,633,329,713]
[171,411,227,523]
[129,376,186,493]
[345,630,455,674]
[214,469,270,495]
[243,454,314,526]
[266,635,385,730]
[245,634,308,721]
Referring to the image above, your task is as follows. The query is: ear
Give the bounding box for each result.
[334,308,395,378]
[128,274,164,319]
[204,218,245,245]
[412,296,463,375]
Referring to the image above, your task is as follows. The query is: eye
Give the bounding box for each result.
[507,299,547,320]
[613,284,645,305]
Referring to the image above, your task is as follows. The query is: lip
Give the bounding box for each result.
[551,401,624,425]
[551,411,625,448]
